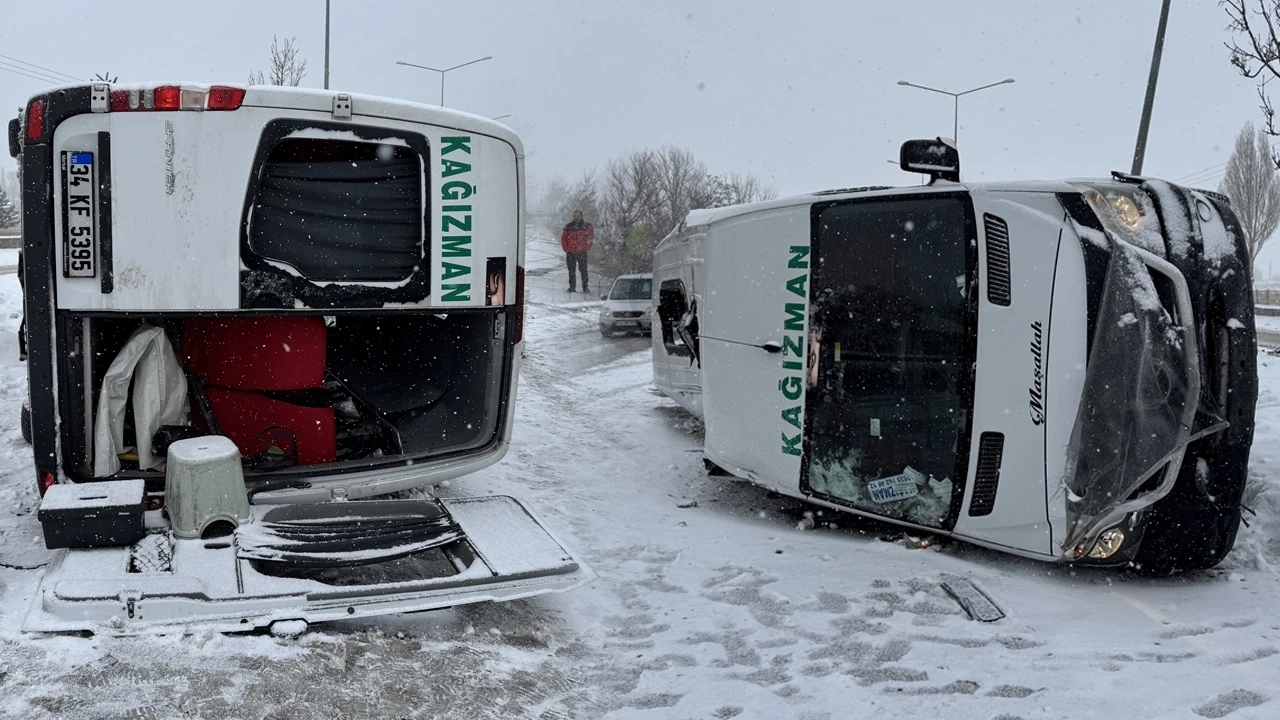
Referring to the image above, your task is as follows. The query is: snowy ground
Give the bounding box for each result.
[0,230,1278,719]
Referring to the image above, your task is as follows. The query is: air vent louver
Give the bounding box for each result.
[969,432,1004,517]
[983,214,1012,307]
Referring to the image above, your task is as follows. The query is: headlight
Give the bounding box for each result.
[1085,527,1126,560]
[1070,182,1162,253]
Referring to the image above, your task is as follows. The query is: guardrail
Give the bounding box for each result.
[1256,290,1280,307]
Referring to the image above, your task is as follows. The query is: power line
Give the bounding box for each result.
[0,53,78,81]
[0,63,68,85]
[0,59,70,84]
[1172,139,1280,185]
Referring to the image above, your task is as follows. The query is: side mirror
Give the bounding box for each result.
[899,137,960,183]
[600,293,607,301]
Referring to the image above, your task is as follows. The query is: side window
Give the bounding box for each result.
[658,279,690,357]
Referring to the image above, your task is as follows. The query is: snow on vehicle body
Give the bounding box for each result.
[653,141,1256,571]
[10,82,591,633]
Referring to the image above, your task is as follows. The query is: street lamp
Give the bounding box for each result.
[396,55,493,107]
[896,78,1014,144]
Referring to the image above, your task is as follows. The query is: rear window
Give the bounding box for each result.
[248,137,423,282]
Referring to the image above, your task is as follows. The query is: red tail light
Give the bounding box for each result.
[152,85,181,110]
[25,98,45,141]
[515,265,525,344]
[108,85,246,112]
[206,86,246,111]
[38,470,57,496]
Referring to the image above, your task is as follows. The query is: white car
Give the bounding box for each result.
[599,273,653,336]
[652,138,1257,574]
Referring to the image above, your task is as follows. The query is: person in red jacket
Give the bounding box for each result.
[560,210,595,293]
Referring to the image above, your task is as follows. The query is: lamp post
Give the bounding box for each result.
[396,55,493,107]
[896,78,1015,144]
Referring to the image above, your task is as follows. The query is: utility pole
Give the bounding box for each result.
[323,0,331,90]
[1131,0,1171,175]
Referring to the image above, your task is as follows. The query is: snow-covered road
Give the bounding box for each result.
[0,229,1277,719]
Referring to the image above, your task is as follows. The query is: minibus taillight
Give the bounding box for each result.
[109,85,246,112]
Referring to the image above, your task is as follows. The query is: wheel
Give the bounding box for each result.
[20,402,31,445]
[600,326,613,338]
[704,458,731,477]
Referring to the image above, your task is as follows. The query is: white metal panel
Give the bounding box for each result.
[430,133,519,308]
[54,108,276,310]
[951,191,1071,557]
[52,105,520,311]
[700,205,810,495]
[1042,217,1088,555]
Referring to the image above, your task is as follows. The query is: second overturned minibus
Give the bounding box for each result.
[653,139,1257,573]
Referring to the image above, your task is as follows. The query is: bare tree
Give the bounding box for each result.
[1220,122,1280,265]
[703,172,779,207]
[655,146,709,233]
[1226,1,1280,156]
[249,35,308,87]
[559,145,780,274]
[0,182,18,229]
[598,150,665,272]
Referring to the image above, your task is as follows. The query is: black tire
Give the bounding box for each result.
[1134,282,1256,574]
[704,458,731,477]
[20,402,31,445]
[600,327,612,338]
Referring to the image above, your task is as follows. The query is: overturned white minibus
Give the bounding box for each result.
[653,139,1256,573]
[9,82,590,633]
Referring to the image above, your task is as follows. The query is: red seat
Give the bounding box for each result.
[202,387,336,466]
[182,317,326,391]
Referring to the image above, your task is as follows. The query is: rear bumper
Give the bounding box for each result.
[24,495,593,635]
[600,318,651,333]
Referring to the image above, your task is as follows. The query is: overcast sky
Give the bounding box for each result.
[2,0,1279,272]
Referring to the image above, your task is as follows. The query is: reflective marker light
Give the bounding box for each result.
[38,470,57,496]
[108,85,246,113]
[25,98,45,141]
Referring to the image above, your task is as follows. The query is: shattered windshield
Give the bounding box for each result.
[803,195,976,529]
[609,278,652,300]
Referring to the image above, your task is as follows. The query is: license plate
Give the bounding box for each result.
[867,470,922,504]
[614,320,637,327]
[61,151,97,278]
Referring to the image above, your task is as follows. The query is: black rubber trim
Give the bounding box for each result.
[1057,192,1110,357]
[21,124,60,482]
[25,86,93,146]
[982,213,1012,306]
[238,119,433,310]
[969,432,1005,517]
[97,131,113,294]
